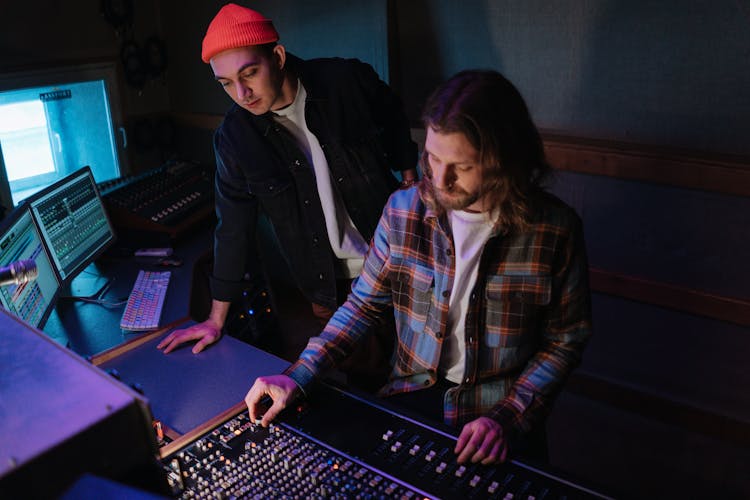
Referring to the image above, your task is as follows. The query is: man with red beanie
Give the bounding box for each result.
[158,3,418,389]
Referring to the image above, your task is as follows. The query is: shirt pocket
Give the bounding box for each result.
[246,176,293,198]
[484,274,551,348]
[246,176,297,224]
[389,263,434,335]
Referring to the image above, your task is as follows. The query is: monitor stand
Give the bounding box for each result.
[62,263,113,300]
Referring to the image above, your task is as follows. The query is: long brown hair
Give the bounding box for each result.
[418,70,549,233]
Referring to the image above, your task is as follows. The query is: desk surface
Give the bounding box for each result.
[97,324,289,434]
[43,227,213,357]
[39,223,291,435]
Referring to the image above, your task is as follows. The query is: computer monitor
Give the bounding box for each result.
[28,166,116,282]
[0,207,62,328]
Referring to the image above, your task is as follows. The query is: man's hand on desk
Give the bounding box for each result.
[245,375,300,427]
[157,319,223,354]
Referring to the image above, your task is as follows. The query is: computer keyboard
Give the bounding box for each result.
[120,270,171,331]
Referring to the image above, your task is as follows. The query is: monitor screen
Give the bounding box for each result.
[0,208,61,328]
[29,166,115,282]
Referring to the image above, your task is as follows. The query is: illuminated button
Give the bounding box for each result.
[425,450,436,462]
[390,441,402,453]
[488,481,500,494]
[436,462,447,474]
[470,475,481,487]
[382,430,394,441]
[408,444,421,456]
[455,465,466,477]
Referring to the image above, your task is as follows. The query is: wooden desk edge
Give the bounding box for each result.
[90,317,191,366]
[158,401,247,459]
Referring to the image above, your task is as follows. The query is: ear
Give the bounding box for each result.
[273,44,287,70]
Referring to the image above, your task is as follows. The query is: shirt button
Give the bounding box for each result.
[318,273,324,280]
[445,249,452,256]
[294,159,301,166]
[304,199,310,206]
[337,177,344,183]
[442,290,450,298]
[268,185,274,191]
[312,235,319,244]
[423,380,431,386]
[470,292,476,301]
[435,332,442,338]
[467,337,473,343]
[465,377,470,383]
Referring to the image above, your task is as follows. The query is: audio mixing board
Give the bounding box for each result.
[99,161,214,239]
[160,383,611,499]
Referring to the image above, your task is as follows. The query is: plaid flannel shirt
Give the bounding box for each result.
[286,186,592,437]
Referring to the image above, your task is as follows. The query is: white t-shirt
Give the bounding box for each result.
[439,209,497,383]
[272,81,368,279]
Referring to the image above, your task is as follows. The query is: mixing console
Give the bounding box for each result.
[99,161,214,238]
[160,384,611,499]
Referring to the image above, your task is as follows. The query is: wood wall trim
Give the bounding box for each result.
[172,111,223,131]
[90,317,189,366]
[172,113,750,198]
[159,401,246,459]
[566,372,750,448]
[542,133,750,197]
[590,268,750,327]
[171,113,750,325]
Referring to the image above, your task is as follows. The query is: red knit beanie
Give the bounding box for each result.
[201,3,279,63]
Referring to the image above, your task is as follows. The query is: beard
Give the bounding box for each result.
[433,183,481,211]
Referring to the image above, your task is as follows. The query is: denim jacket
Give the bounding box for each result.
[210,55,417,309]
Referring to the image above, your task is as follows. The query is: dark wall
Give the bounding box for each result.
[395,0,750,156]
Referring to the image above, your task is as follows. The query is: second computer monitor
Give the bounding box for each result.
[29,166,115,282]
[0,208,61,328]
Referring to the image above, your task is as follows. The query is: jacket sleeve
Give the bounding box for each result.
[284,199,395,390]
[349,59,418,173]
[489,215,592,437]
[209,127,263,302]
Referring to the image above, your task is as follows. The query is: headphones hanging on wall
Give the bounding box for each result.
[120,40,147,88]
[143,35,168,77]
[101,0,134,32]
[120,37,167,88]
[102,0,168,89]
